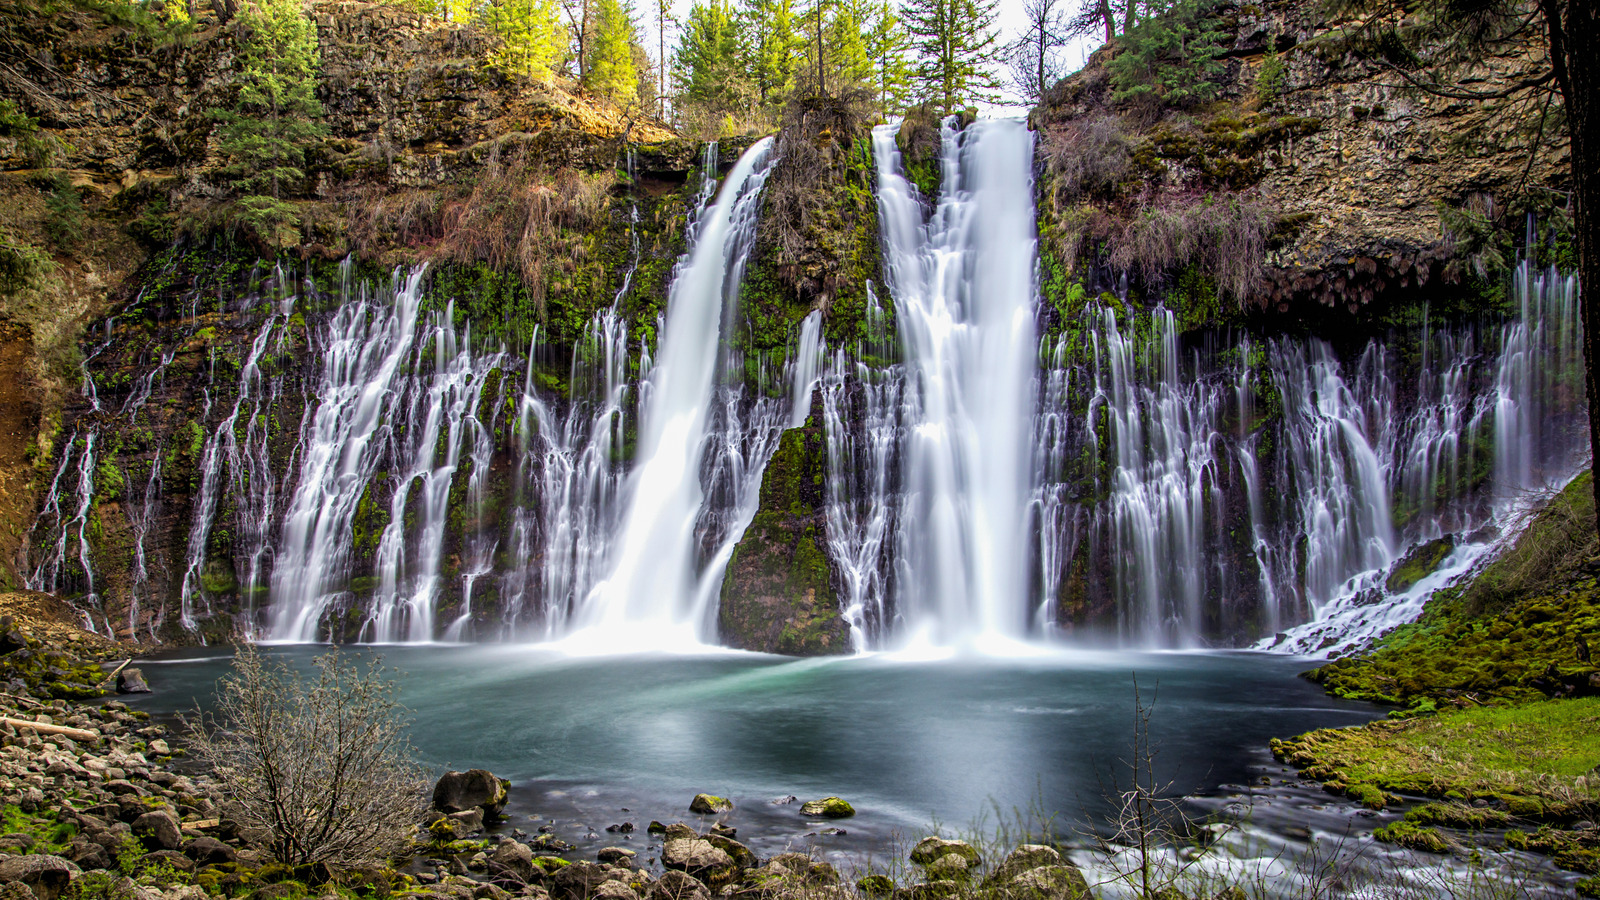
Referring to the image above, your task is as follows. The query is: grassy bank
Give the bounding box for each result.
[1274,472,1600,893]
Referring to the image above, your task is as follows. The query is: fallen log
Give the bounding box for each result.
[0,716,97,741]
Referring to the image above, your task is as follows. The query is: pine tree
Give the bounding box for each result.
[480,0,568,79]
[212,0,327,249]
[672,0,750,129]
[585,0,640,103]
[902,0,999,113]
[863,0,913,115]
[742,0,799,111]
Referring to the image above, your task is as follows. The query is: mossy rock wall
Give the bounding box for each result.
[718,389,849,656]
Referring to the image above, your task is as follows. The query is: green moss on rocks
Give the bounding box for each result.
[718,398,848,656]
[798,797,854,818]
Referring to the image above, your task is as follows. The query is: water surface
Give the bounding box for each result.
[129,646,1376,858]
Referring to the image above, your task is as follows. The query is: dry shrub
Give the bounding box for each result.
[185,644,428,870]
[1107,194,1274,302]
[1041,116,1132,201]
[895,101,943,164]
[761,87,875,266]
[346,143,613,315]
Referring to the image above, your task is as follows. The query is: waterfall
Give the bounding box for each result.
[268,267,430,641]
[365,305,504,643]
[871,118,1040,650]
[820,349,903,649]
[25,432,109,636]
[1091,307,1230,645]
[178,313,284,632]
[568,137,776,649]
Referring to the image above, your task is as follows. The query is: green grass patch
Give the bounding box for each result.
[1273,697,1600,811]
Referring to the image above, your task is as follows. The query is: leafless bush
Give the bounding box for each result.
[1107,194,1274,303]
[348,144,613,314]
[185,644,428,870]
[760,86,876,269]
[1042,116,1132,201]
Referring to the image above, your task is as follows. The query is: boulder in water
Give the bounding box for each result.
[433,769,510,819]
[116,668,151,694]
[798,797,854,818]
[688,794,731,815]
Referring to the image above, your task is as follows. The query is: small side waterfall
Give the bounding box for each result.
[268,268,430,641]
[571,137,777,648]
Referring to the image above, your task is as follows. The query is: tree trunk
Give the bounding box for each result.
[1101,0,1114,43]
[1541,0,1599,532]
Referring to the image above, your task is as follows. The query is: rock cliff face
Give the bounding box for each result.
[1032,0,1567,323]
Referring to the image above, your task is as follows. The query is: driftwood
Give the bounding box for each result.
[0,716,96,741]
[98,658,132,688]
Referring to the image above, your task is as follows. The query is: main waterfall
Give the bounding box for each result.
[565,138,780,649]
[871,119,1040,649]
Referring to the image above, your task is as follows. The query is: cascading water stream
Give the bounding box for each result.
[870,118,1040,651]
[568,137,776,650]
[367,306,504,643]
[267,267,429,641]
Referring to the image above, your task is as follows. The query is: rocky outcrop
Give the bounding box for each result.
[718,391,849,656]
[1032,0,1566,322]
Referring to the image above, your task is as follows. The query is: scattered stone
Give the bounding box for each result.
[591,881,639,900]
[450,808,487,835]
[644,871,709,900]
[662,824,696,842]
[492,839,536,881]
[139,850,196,874]
[605,823,634,834]
[707,824,735,838]
[646,822,667,835]
[820,827,846,836]
[701,834,756,869]
[925,854,971,881]
[597,848,636,865]
[798,797,854,818]
[0,855,80,900]
[985,844,1062,885]
[132,809,183,851]
[550,861,613,900]
[688,794,731,815]
[858,875,895,898]
[660,839,736,886]
[182,836,237,865]
[1002,866,1091,900]
[768,796,798,805]
[909,837,979,867]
